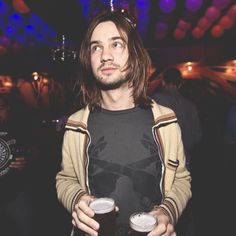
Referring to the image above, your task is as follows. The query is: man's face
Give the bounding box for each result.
[90,21,129,89]
[0,101,9,124]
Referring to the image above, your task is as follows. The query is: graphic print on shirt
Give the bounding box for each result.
[88,133,162,210]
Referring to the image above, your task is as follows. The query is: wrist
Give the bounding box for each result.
[152,206,172,224]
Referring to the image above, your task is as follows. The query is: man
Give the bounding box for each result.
[151,67,202,236]
[56,10,191,236]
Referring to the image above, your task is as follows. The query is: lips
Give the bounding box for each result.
[101,67,115,71]
[100,66,117,74]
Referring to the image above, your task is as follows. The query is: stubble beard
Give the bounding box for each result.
[96,73,129,91]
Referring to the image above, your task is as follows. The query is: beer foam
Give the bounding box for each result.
[130,213,156,232]
[90,198,115,214]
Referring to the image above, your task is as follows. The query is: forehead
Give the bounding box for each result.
[90,21,127,41]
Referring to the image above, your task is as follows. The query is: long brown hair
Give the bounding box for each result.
[74,9,152,110]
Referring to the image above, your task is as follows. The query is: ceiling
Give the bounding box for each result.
[0,0,236,75]
[0,1,236,48]
[23,0,236,46]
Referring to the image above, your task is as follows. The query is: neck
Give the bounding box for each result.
[101,87,134,110]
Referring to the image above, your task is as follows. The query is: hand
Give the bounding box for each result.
[72,195,99,236]
[9,157,27,171]
[148,210,176,236]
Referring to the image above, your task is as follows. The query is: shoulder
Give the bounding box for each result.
[68,105,89,119]
[66,106,90,130]
[151,99,176,117]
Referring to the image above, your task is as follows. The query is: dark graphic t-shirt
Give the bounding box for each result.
[0,123,31,203]
[88,107,162,236]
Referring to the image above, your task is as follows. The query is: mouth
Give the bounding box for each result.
[100,67,117,74]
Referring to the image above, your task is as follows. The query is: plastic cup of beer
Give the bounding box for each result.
[129,212,157,236]
[89,197,116,236]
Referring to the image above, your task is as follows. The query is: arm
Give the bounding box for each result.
[148,122,191,235]
[56,130,100,236]
[56,130,87,213]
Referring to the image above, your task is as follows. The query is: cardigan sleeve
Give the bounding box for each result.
[56,130,87,213]
[153,122,192,225]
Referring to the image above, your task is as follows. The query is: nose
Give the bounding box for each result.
[100,46,114,63]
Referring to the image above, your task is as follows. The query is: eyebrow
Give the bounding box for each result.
[90,36,126,47]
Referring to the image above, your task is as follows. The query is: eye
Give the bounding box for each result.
[112,41,124,49]
[91,45,102,53]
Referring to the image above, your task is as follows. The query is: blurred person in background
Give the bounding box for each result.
[151,67,202,171]
[0,93,38,236]
[151,67,202,236]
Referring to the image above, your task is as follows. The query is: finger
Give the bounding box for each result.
[14,157,26,160]
[11,159,27,165]
[165,224,175,236]
[77,200,95,218]
[72,210,98,236]
[148,223,166,236]
[76,205,99,230]
[10,160,26,165]
[159,224,175,236]
[9,163,25,169]
[10,160,26,166]
[73,200,100,230]
[72,219,76,227]
[115,206,119,212]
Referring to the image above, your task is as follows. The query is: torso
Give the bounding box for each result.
[88,106,162,236]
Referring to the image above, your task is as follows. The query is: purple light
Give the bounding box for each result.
[136,0,150,38]
[0,35,10,47]
[155,21,168,32]
[0,1,8,17]
[0,20,4,30]
[159,0,176,14]
[177,19,191,31]
[212,0,231,10]
[185,0,203,12]
[205,6,220,21]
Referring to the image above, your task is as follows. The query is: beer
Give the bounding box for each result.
[89,197,116,236]
[129,212,157,236]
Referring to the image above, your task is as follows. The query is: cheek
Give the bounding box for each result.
[117,50,129,66]
[119,56,129,69]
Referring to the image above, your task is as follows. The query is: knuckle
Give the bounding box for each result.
[77,210,83,219]
[72,211,78,219]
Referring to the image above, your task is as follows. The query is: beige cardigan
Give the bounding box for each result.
[56,100,191,235]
